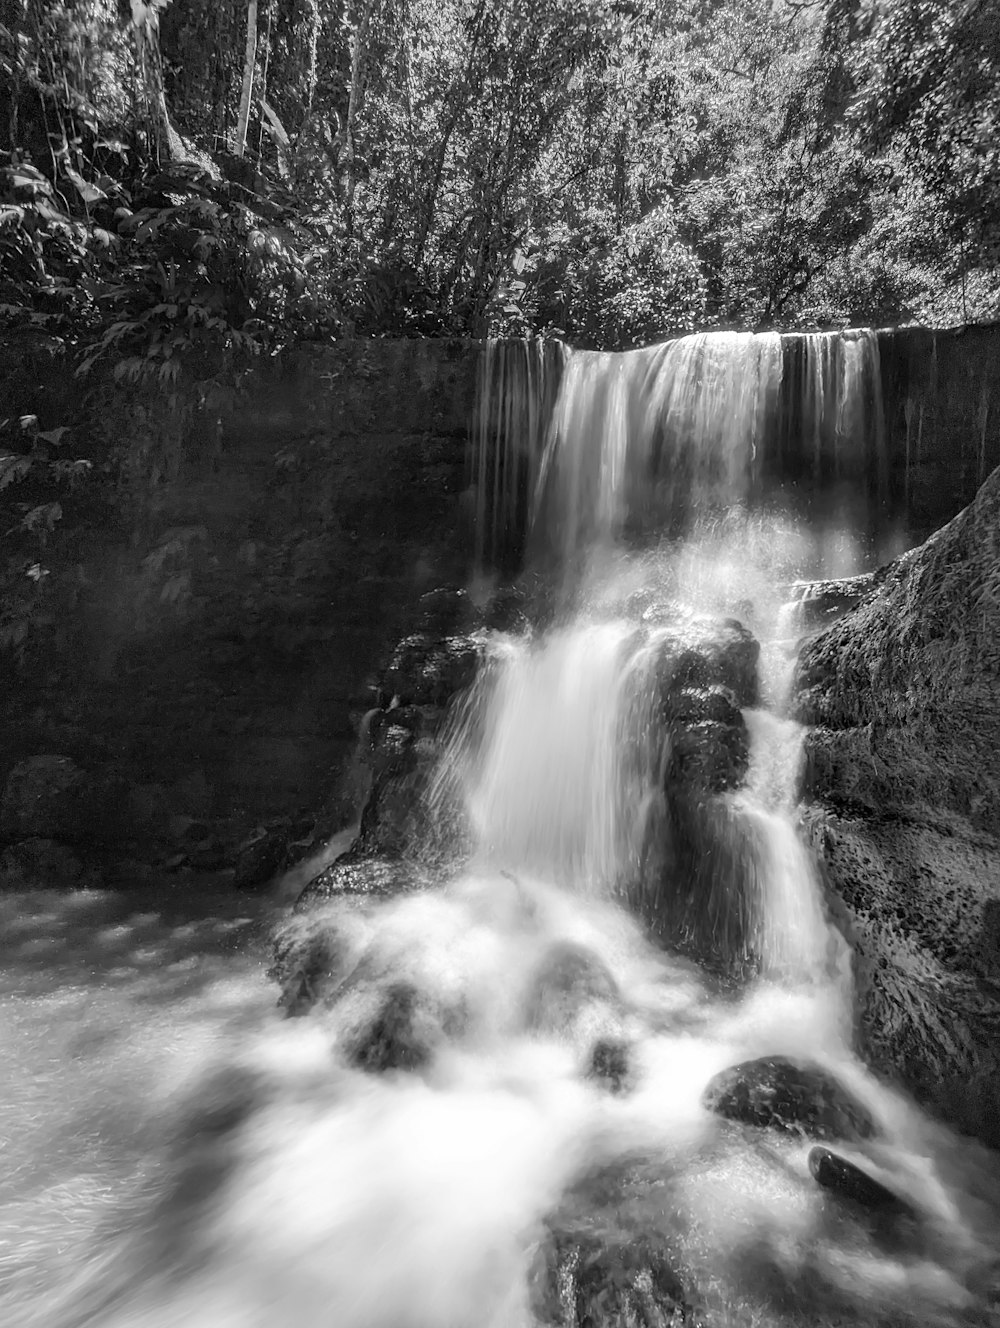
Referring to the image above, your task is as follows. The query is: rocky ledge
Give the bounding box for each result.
[793,465,1000,1146]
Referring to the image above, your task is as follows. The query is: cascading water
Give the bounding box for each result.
[5,331,1000,1328]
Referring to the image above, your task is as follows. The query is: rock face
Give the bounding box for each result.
[793,465,1000,1146]
[626,613,763,970]
[295,588,485,912]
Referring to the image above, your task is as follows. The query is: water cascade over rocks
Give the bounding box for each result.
[5,331,1000,1328]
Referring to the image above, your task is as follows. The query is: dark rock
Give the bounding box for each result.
[233,825,289,890]
[793,464,1000,1145]
[415,586,473,635]
[701,1056,877,1142]
[345,981,435,1073]
[367,722,418,781]
[808,1146,913,1216]
[367,704,435,746]
[632,792,765,971]
[655,615,760,709]
[0,837,83,889]
[649,622,757,798]
[587,1037,631,1094]
[531,1160,698,1328]
[270,913,346,1016]
[295,854,424,911]
[381,632,483,707]
[356,750,437,858]
[669,719,749,793]
[481,582,536,634]
[667,685,742,727]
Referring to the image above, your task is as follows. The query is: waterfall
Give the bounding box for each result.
[11,326,998,1328]
[475,326,890,578]
[471,338,569,572]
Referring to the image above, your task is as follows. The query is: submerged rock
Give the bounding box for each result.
[793,464,1000,1145]
[270,913,347,1015]
[808,1146,913,1217]
[524,941,621,1035]
[531,1161,699,1328]
[587,1036,632,1094]
[702,1056,877,1142]
[344,981,438,1073]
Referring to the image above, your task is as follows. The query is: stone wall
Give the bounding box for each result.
[1,339,480,871]
[877,323,1000,541]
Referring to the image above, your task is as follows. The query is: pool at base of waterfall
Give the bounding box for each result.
[1,868,998,1328]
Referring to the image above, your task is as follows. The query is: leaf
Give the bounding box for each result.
[36,427,69,446]
[20,502,62,533]
[64,167,106,205]
[0,455,32,489]
[259,99,291,150]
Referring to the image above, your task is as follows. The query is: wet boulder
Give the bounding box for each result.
[531,1160,698,1328]
[655,614,760,709]
[270,910,348,1016]
[344,980,441,1073]
[587,1036,632,1094]
[295,854,425,912]
[633,789,766,972]
[808,1146,913,1217]
[702,1056,877,1142]
[380,632,484,707]
[653,619,758,798]
[669,718,749,794]
[354,740,452,859]
[232,824,290,891]
[413,585,475,636]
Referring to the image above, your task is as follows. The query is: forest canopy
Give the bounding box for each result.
[1,0,998,358]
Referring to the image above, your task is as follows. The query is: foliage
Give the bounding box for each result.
[0,410,94,660]
[0,0,998,357]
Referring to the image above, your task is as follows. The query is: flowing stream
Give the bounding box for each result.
[3,333,1000,1327]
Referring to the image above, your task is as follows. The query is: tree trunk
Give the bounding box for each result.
[131,3,178,167]
[340,0,378,222]
[234,0,258,157]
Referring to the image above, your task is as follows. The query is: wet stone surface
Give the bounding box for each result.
[295,855,427,912]
[808,1146,913,1218]
[702,1056,877,1142]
